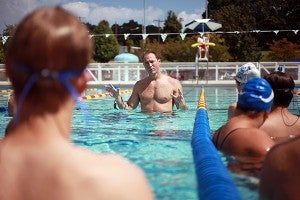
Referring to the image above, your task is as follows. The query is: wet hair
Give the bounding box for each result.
[263,71,295,107]
[5,7,92,115]
[143,50,161,61]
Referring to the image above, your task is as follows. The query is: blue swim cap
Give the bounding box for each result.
[238,78,274,112]
[235,63,260,83]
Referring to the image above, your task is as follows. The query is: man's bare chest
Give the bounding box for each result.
[139,84,173,103]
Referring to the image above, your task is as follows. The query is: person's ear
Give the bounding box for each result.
[75,70,91,93]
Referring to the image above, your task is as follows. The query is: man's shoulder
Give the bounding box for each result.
[81,153,153,199]
[135,76,150,86]
[164,74,181,84]
[78,149,136,170]
[71,150,146,184]
[71,151,152,199]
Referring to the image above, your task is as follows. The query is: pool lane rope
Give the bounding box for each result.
[0,89,13,93]
[81,89,132,100]
[192,88,241,200]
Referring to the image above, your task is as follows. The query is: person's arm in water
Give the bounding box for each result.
[172,89,188,110]
[105,84,140,110]
[105,84,127,109]
[171,80,188,110]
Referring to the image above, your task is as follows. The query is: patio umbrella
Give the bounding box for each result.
[184,18,222,32]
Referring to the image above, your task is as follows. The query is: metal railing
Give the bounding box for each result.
[0,62,299,87]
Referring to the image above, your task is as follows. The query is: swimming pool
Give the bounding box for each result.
[1,86,299,200]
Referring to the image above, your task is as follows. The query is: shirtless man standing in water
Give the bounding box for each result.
[105,51,188,112]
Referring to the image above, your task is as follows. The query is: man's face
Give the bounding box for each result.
[143,53,160,76]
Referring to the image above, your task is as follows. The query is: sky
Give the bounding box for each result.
[0,0,207,34]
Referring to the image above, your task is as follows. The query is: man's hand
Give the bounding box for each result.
[105,84,120,99]
[105,84,127,109]
[171,89,188,110]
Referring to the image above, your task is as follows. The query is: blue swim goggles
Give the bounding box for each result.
[12,62,88,124]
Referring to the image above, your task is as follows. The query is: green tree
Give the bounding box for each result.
[85,22,96,33]
[162,11,182,42]
[0,25,15,63]
[251,0,299,46]
[112,20,143,46]
[162,39,194,62]
[126,39,134,53]
[145,24,161,43]
[143,34,232,62]
[92,20,119,62]
[208,0,300,51]
[213,5,261,61]
[267,38,300,61]
[208,34,232,62]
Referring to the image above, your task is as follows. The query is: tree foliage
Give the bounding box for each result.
[207,34,232,61]
[0,25,15,63]
[213,4,261,61]
[267,38,300,61]
[209,0,300,51]
[162,11,182,41]
[92,20,119,62]
[0,41,5,64]
[111,20,143,46]
[1,0,299,63]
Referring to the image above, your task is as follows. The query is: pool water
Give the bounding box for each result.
[1,86,299,200]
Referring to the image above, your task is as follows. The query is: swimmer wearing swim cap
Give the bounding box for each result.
[235,63,260,84]
[228,63,261,120]
[238,78,274,112]
[213,77,275,176]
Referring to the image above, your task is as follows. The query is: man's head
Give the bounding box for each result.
[238,78,274,112]
[264,71,295,107]
[235,63,260,93]
[143,51,161,77]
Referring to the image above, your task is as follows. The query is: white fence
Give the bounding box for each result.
[0,62,299,87]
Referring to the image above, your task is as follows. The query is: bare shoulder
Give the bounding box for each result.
[245,127,269,135]
[166,75,180,84]
[75,148,148,181]
[133,77,150,91]
[265,137,300,168]
[91,153,148,182]
[165,75,182,90]
[240,128,274,144]
[73,148,154,199]
[259,138,300,199]
[221,124,273,147]
[133,78,145,89]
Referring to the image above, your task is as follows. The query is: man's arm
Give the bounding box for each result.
[105,84,128,109]
[105,84,139,110]
[126,83,141,110]
[171,80,188,110]
[174,89,188,110]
